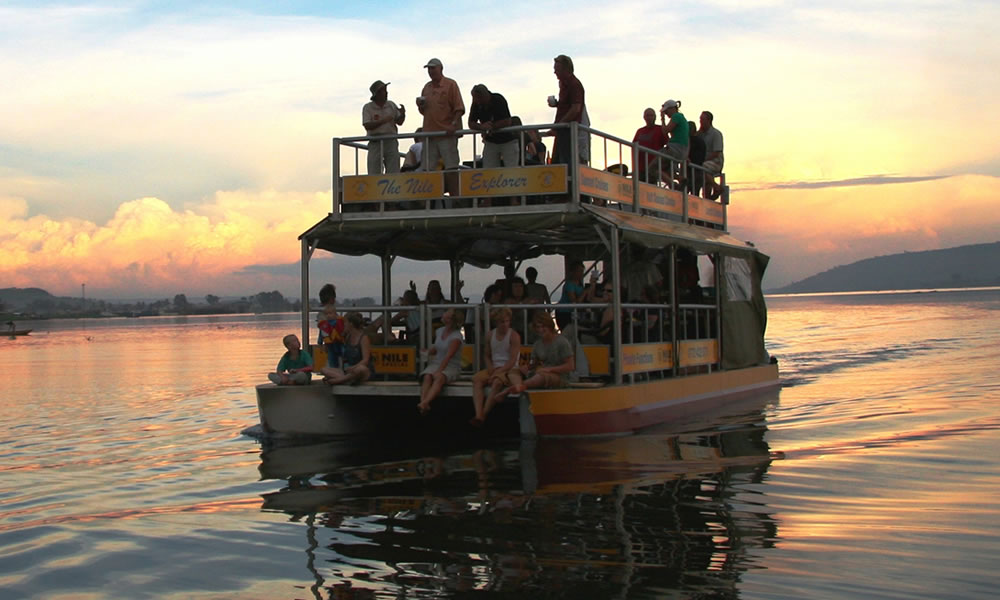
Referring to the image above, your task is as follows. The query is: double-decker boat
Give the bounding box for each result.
[250,121,778,439]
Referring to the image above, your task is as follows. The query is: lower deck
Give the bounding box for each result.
[254,362,779,438]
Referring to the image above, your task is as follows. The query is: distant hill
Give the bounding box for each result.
[771,242,1000,293]
[0,287,56,309]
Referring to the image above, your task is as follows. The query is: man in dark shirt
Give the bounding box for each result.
[686,121,707,195]
[551,54,584,165]
[469,84,517,168]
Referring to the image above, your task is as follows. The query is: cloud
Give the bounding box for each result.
[2,1,1000,299]
[730,174,1000,288]
[738,174,950,191]
[0,190,331,298]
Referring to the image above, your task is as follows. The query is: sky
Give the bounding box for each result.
[2,0,999,302]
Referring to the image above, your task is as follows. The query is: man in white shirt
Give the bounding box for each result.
[699,111,725,199]
[362,80,406,175]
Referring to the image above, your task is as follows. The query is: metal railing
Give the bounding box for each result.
[330,122,729,229]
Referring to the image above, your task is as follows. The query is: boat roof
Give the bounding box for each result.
[300,204,761,268]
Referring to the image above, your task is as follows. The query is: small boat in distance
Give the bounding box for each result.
[249,119,779,439]
[6,321,31,337]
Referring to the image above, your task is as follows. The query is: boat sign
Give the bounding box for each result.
[460,166,567,197]
[343,172,444,203]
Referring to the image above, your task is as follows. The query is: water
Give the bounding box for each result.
[1,291,999,599]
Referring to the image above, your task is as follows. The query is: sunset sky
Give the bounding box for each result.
[2,1,998,301]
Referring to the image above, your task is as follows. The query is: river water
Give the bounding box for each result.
[1,289,998,599]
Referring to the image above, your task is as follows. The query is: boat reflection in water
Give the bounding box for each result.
[257,395,778,599]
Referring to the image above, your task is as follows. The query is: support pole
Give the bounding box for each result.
[611,226,623,385]
[331,138,341,218]
[669,246,678,377]
[301,237,312,350]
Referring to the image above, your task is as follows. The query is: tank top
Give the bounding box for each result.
[342,332,373,372]
[490,328,513,366]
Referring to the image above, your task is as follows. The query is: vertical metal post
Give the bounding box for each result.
[681,159,688,220]
[715,252,723,371]
[331,139,341,218]
[381,254,393,344]
[631,143,641,213]
[611,226,623,385]
[681,161,689,223]
[669,246,678,377]
[300,237,311,351]
[569,122,581,207]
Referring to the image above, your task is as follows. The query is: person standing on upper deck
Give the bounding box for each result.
[418,58,464,197]
[633,108,668,183]
[362,80,406,175]
[659,99,689,184]
[699,111,725,199]
[469,84,518,169]
[550,54,585,165]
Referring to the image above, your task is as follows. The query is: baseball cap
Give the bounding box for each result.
[424,58,443,68]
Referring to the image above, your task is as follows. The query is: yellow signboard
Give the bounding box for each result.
[461,166,567,197]
[637,182,683,215]
[620,343,674,374]
[678,339,719,367]
[342,172,443,203]
[578,167,634,205]
[371,346,417,374]
[687,196,725,225]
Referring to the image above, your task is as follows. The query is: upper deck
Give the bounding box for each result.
[330,123,727,222]
[305,122,741,265]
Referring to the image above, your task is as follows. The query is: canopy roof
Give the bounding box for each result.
[300,205,762,267]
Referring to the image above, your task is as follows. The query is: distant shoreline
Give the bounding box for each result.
[766,285,1000,298]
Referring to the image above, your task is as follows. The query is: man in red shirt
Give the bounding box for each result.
[551,54,584,165]
[633,108,667,183]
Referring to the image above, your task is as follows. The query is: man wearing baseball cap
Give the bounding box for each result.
[417,58,465,198]
[363,80,406,175]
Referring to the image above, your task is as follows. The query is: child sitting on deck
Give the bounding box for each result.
[470,307,523,426]
[498,313,575,396]
[268,334,313,385]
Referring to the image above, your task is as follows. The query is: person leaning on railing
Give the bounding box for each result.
[698,110,725,199]
[633,108,667,184]
[511,117,546,166]
[687,121,707,196]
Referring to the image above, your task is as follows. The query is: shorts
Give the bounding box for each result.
[482,139,520,168]
[421,363,460,383]
[664,143,689,162]
[474,367,518,387]
[702,158,723,174]
[425,136,460,170]
[529,370,564,389]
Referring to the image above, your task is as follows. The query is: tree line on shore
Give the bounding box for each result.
[0,288,338,320]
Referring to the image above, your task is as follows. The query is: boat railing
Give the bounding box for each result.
[333,297,719,382]
[331,122,729,230]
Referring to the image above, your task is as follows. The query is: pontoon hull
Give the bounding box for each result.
[251,362,779,439]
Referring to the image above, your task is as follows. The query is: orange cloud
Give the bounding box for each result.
[0,191,331,297]
[729,174,1000,287]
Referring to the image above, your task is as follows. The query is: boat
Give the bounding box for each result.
[5,322,31,337]
[250,119,778,439]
